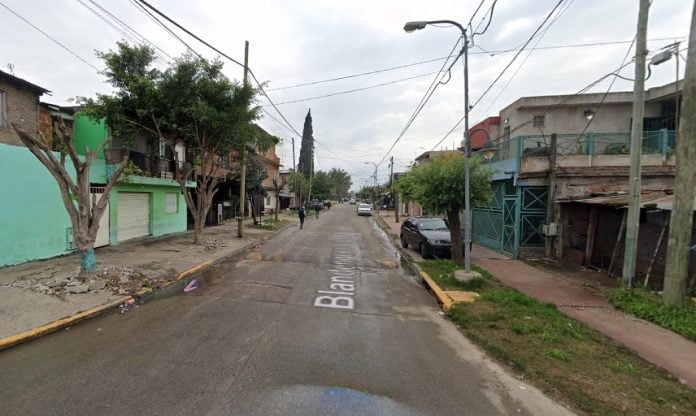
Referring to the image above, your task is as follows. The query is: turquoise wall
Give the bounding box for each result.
[0,143,73,266]
[73,115,108,157]
[109,183,187,244]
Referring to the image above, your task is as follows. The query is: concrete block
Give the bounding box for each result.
[454,270,481,282]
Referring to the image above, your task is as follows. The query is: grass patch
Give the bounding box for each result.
[438,262,696,415]
[419,259,492,291]
[607,288,696,342]
[252,219,289,231]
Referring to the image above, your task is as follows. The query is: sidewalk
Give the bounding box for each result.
[0,214,298,341]
[377,211,696,387]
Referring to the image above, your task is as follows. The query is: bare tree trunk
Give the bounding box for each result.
[13,123,127,277]
[448,209,464,265]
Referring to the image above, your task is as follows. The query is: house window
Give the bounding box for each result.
[266,196,271,206]
[533,115,545,128]
[165,192,178,214]
[0,91,6,128]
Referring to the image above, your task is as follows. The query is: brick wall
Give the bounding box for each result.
[38,106,53,147]
[0,80,40,146]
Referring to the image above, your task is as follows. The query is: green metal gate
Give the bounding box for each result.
[472,182,504,251]
[473,182,547,257]
[519,187,547,249]
[502,197,517,255]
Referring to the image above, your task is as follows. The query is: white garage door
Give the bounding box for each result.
[117,192,150,242]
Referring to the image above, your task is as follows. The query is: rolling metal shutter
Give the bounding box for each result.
[117,192,150,242]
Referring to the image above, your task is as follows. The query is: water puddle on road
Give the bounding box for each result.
[369,218,423,287]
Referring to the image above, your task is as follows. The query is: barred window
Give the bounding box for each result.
[533,115,545,128]
[165,192,178,214]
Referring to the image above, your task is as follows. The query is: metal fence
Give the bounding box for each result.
[478,129,676,163]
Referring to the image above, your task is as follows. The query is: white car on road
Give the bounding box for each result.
[357,203,372,216]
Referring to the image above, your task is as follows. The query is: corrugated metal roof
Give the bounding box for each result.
[568,192,695,211]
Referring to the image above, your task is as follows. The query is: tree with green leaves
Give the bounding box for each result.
[397,154,492,265]
[328,168,352,200]
[311,171,335,201]
[243,151,268,225]
[297,109,314,179]
[288,171,309,207]
[82,42,259,245]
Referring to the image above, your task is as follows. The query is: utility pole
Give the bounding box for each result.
[676,41,681,133]
[391,156,399,223]
[291,137,297,208]
[622,0,649,288]
[237,40,249,239]
[664,3,695,306]
[461,33,474,274]
[545,133,557,258]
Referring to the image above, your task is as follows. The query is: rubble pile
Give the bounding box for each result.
[6,266,156,297]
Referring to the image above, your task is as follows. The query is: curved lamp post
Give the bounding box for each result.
[404,19,479,273]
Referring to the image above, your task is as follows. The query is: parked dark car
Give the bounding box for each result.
[400,216,462,259]
[308,200,324,210]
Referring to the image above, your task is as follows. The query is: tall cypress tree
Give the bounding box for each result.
[297,109,314,179]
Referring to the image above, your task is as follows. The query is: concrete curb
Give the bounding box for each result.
[0,296,132,351]
[373,215,454,311]
[0,220,296,352]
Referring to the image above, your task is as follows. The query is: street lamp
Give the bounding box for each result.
[404,19,478,275]
[364,162,378,209]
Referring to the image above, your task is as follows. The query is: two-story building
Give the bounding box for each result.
[471,80,684,285]
[0,69,193,267]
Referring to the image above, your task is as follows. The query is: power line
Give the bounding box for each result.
[128,0,201,57]
[267,56,447,91]
[427,59,636,153]
[476,0,575,119]
[376,37,464,167]
[471,0,567,108]
[135,0,305,139]
[266,71,439,106]
[75,0,171,66]
[85,0,174,61]
[261,37,686,93]
[0,1,101,71]
[472,0,498,37]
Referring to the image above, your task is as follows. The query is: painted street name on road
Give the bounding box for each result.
[313,247,358,310]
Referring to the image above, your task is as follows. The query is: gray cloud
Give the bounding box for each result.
[0,0,690,189]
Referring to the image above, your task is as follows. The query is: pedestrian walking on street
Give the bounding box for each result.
[298,207,306,229]
[326,201,332,210]
[315,205,321,219]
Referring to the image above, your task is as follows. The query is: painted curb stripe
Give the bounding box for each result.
[0,222,296,351]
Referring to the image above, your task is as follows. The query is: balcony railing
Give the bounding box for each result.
[105,148,192,179]
[477,129,676,165]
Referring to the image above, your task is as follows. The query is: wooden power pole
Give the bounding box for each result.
[622,0,649,288]
[237,40,249,238]
[664,3,696,306]
[291,137,297,208]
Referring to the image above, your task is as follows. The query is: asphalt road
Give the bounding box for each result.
[0,204,572,416]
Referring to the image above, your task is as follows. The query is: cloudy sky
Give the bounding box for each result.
[1,0,691,189]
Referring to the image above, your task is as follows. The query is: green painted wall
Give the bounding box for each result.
[73,115,108,157]
[0,143,73,266]
[108,183,187,244]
